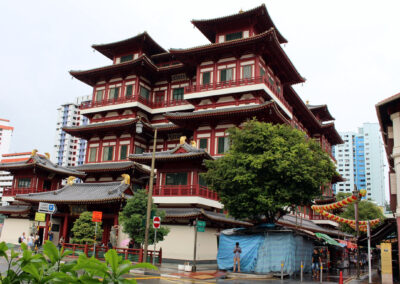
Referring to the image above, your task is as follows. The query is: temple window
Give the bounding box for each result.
[120,145,128,160]
[260,67,266,77]
[155,91,164,103]
[43,180,51,190]
[220,68,233,82]
[165,172,188,185]
[109,87,120,100]
[135,146,145,154]
[102,146,114,161]
[125,85,133,98]
[95,90,103,102]
[199,138,208,150]
[242,65,252,79]
[225,31,243,41]
[140,86,150,100]
[217,136,230,154]
[172,88,184,101]
[17,178,31,188]
[202,72,211,85]
[120,54,133,63]
[88,147,97,162]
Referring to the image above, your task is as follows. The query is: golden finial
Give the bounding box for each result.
[44,152,50,159]
[239,8,244,13]
[31,149,38,157]
[121,174,130,185]
[306,100,309,105]
[180,136,187,144]
[190,140,197,148]
[67,176,76,185]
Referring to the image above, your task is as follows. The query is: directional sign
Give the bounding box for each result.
[38,202,57,214]
[92,211,102,222]
[153,216,161,229]
[197,220,206,232]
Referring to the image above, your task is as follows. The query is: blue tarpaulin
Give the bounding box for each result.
[217,231,313,275]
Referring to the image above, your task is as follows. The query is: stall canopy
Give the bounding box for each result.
[315,233,345,247]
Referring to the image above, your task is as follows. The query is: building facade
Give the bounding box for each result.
[53,95,90,167]
[0,5,343,261]
[0,119,14,204]
[332,123,386,205]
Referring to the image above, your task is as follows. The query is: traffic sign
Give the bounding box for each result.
[153,216,161,229]
[197,220,206,232]
[35,212,46,222]
[38,202,57,214]
[92,211,102,222]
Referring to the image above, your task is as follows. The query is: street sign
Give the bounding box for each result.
[92,211,102,222]
[38,202,57,214]
[197,220,206,232]
[153,216,161,229]
[35,212,46,222]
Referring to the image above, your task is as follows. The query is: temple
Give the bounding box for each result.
[0,4,343,262]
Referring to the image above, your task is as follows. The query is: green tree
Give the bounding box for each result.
[335,192,352,201]
[71,211,103,244]
[339,200,386,234]
[202,120,338,223]
[120,189,169,246]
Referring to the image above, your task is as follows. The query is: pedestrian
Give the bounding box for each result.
[233,242,241,273]
[18,232,26,251]
[128,239,134,249]
[107,240,113,250]
[312,248,322,278]
[58,236,65,250]
[27,234,34,250]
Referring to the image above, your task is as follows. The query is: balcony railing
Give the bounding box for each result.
[184,75,293,113]
[80,95,190,110]
[147,184,219,201]
[2,187,39,196]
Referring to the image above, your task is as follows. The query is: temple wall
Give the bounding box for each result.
[0,218,32,244]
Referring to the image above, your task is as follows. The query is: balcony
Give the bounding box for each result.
[147,184,219,201]
[184,75,293,114]
[80,95,190,110]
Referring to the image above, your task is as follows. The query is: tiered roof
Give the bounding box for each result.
[308,104,335,122]
[71,161,149,175]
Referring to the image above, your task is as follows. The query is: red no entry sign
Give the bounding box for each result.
[153,216,161,229]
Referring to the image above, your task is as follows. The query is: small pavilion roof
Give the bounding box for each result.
[70,161,150,175]
[191,4,287,44]
[164,102,290,128]
[321,123,344,145]
[0,205,31,215]
[308,104,335,122]
[0,153,85,178]
[63,118,139,139]
[162,208,253,227]
[129,143,213,165]
[15,181,131,204]
[92,32,166,60]
[169,29,304,85]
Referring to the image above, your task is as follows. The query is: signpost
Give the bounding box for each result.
[38,202,57,214]
[193,219,206,272]
[153,216,160,265]
[197,220,206,232]
[92,211,102,255]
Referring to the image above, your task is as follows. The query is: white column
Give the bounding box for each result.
[390,112,400,214]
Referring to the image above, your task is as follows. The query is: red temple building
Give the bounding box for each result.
[0,5,344,262]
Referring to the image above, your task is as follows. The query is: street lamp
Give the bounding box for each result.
[353,186,360,280]
[136,118,157,262]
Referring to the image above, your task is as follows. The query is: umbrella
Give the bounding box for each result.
[121,239,130,247]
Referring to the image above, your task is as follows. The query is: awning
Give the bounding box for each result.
[337,239,357,249]
[315,233,345,247]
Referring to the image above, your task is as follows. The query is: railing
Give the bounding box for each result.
[62,243,162,265]
[2,187,39,196]
[80,95,190,110]
[185,75,293,113]
[147,184,219,201]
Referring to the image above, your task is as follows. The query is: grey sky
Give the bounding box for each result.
[1,0,399,154]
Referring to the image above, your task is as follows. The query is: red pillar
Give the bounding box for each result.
[44,214,50,241]
[397,216,400,275]
[62,214,68,241]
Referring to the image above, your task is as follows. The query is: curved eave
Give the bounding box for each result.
[332,173,345,184]
[170,29,304,85]
[309,105,335,122]
[72,162,150,175]
[321,123,344,145]
[92,32,166,59]
[69,56,157,86]
[191,4,287,44]
[0,162,85,178]
[129,152,211,165]
[15,196,125,205]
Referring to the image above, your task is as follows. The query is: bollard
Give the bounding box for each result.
[281,261,284,281]
[320,264,323,283]
[300,261,303,282]
[339,270,343,284]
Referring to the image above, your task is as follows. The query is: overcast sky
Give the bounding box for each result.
[1,0,399,155]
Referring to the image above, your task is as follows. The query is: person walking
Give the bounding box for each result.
[233,242,242,273]
[312,248,322,278]
[58,236,65,250]
[27,234,34,250]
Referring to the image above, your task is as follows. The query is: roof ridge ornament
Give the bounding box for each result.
[44,152,50,159]
[31,149,38,157]
[121,174,130,185]
[190,140,197,148]
[179,136,187,144]
[67,176,76,185]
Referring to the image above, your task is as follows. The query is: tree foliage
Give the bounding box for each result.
[120,189,169,246]
[202,120,338,223]
[339,200,386,234]
[335,192,352,201]
[71,211,103,244]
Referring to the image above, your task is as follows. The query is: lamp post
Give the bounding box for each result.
[136,119,158,262]
[353,186,360,280]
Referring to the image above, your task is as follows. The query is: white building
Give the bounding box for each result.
[0,119,13,203]
[333,123,386,206]
[53,96,90,167]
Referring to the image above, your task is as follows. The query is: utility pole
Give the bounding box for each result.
[353,186,360,280]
